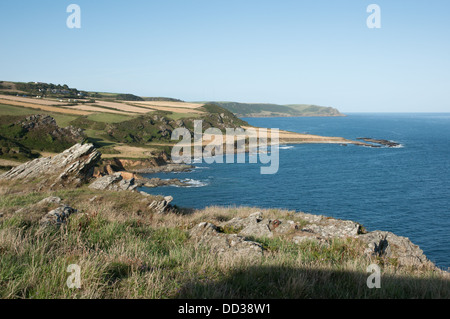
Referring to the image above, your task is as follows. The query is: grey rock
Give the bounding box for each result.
[358,231,437,269]
[221,213,301,239]
[148,196,173,214]
[38,196,62,206]
[133,164,193,174]
[0,143,101,187]
[89,173,137,192]
[302,220,363,238]
[190,222,264,259]
[138,177,190,188]
[40,206,77,227]
[217,211,437,270]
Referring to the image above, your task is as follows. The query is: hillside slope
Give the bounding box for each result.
[203,101,345,117]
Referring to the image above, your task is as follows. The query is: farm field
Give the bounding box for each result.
[63,104,131,115]
[133,101,204,109]
[0,94,70,106]
[0,98,91,115]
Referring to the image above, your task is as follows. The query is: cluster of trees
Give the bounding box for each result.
[15,82,84,98]
[115,94,144,101]
[143,97,183,102]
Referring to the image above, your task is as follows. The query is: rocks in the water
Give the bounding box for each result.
[133,163,193,174]
[40,205,77,227]
[89,173,137,192]
[137,177,190,188]
[190,222,264,259]
[0,143,101,187]
[148,196,173,214]
[357,137,401,148]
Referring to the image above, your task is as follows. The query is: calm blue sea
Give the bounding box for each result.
[141,113,450,269]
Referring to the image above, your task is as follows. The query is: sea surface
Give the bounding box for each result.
[141,113,450,269]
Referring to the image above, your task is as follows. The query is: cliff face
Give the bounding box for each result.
[205,102,345,118]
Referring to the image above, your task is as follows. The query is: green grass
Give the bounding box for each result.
[0,104,41,116]
[0,104,77,128]
[87,113,135,123]
[166,112,201,120]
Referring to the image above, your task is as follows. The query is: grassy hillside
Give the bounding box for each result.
[0,96,248,162]
[0,183,448,299]
[204,101,344,117]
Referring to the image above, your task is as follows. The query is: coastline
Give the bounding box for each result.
[0,142,449,299]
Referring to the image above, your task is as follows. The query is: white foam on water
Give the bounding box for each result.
[174,178,209,188]
[279,145,295,150]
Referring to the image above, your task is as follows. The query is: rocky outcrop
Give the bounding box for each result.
[190,222,264,259]
[137,177,191,188]
[358,231,436,268]
[19,115,85,142]
[357,137,401,148]
[0,143,101,187]
[148,196,174,214]
[132,163,193,174]
[89,173,137,192]
[221,212,364,240]
[191,212,438,270]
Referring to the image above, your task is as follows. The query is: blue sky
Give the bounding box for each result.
[0,0,449,112]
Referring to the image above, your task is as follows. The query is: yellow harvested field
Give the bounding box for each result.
[137,106,204,114]
[101,145,155,158]
[0,94,69,106]
[133,101,204,109]
[93,101,152,114]
[0,94,204,116]
[0,98,91,115]
[64,104,130,115]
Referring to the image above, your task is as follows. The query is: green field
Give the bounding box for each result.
[86,113,135,123]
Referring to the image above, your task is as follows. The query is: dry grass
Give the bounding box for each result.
[101,145,156,159]
[92,101,152,114]
[64,104,130,115]
[0,98,91,115]
[133,101,204,109]
[0,182,448,299]
[0,94,69,106]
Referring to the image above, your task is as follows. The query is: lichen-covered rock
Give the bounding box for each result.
[190,222,264,259]
[220,211,362,240]
[302,220,363,238]
[216,211,439,270]
[358,231,437,269]
[88,173,137,192]
[0,143,100,187]
[40,206,77,227]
